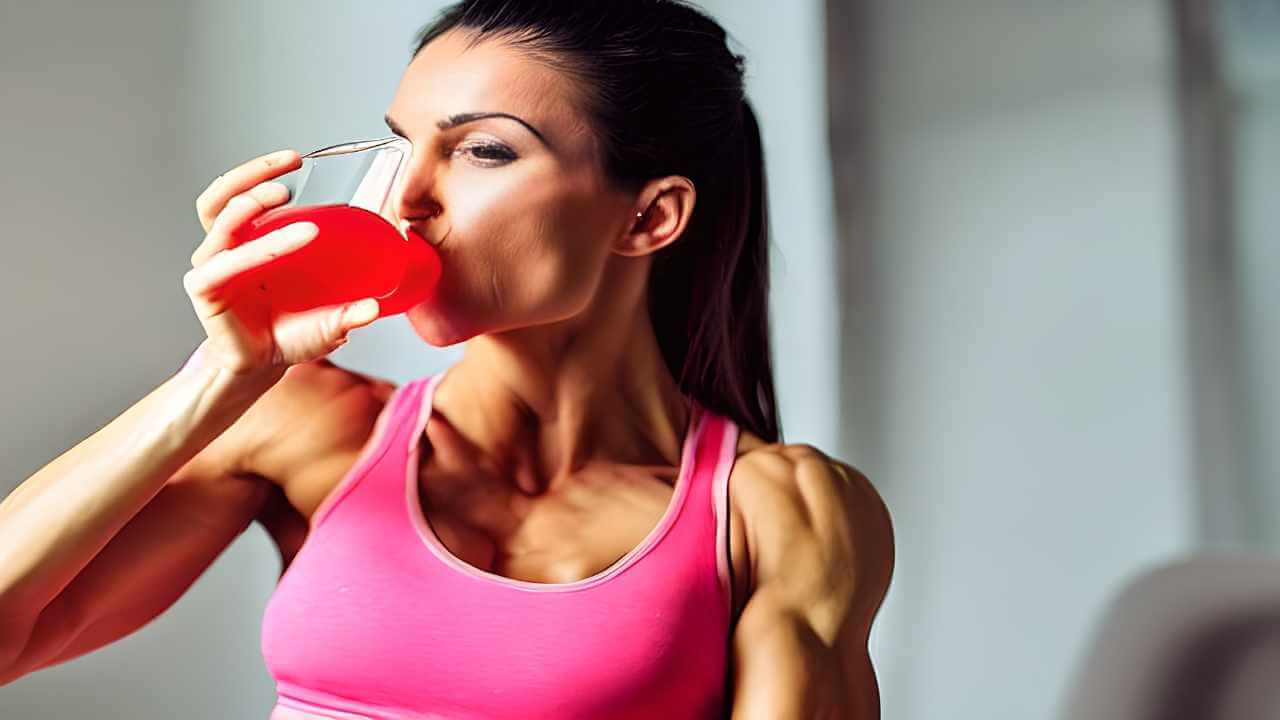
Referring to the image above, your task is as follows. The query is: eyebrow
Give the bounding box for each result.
[384,112,551,150]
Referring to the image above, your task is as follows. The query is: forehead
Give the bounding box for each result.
[389,30,587,146]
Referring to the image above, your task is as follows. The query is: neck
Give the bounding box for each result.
[428,268,693,497]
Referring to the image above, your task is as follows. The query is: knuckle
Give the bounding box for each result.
[253,180,289,199]
[183,267,214,297]
[196,175,224,207]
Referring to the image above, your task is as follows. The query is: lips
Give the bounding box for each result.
[373,226,442,315]
[406,226,433,246]
[400,220,446,248]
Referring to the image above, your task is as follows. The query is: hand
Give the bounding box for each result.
[183,149,381,379]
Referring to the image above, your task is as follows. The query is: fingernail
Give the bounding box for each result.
[266,149,297,166]
[345,298,379,324]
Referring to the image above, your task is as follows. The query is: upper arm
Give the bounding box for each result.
[0,475,270,684]
[239,359,395,521]
[728,445,894,720]
[0,360,387,685]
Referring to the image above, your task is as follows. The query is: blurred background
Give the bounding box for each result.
[0,1,1274,718]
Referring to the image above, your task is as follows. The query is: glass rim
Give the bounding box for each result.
[302,135,408,159]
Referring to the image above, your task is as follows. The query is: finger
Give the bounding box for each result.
[191,181,291,268]
[270,298,380,365]
[183,222,319,314]
[195,149,301,232]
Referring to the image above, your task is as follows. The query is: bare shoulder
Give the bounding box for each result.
[729,439,895,612]
[724,439,893,716]
[732,442,890,532]
[242,358,397,518]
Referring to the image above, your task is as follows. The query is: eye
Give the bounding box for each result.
[453,141,517,165]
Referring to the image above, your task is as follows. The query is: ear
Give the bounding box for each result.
[613,176,696,257]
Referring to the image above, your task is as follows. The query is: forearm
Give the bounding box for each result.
[0,343,282,621]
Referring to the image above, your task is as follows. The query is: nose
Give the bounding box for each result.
[392,166,443,242]
[389,146,444,226]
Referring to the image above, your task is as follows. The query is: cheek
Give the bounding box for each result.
[448,184,610,316]
[522,241,602,311]
[486,218,606,321]
[420,236,597,338]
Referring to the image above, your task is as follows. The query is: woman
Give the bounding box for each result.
[0,1,893,717]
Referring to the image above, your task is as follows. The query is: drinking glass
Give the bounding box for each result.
[224,136,440,318]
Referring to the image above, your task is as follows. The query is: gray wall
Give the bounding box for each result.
[852,2,1196,718]
[1222,0,1280,550]
[0,1,838,717]
[0,3,278,717]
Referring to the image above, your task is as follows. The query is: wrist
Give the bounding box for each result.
[176,340,286,390]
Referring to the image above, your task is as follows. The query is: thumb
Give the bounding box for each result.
[340,298,380,330]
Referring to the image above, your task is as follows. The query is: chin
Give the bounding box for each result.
[405,301,481,348]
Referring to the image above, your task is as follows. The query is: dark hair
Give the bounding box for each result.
[411,0,781,444]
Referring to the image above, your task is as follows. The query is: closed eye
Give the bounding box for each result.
[454,142,517,165]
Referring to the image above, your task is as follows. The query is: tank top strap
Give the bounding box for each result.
[307,373,436,530]
[396,372,443,457]
[687,402,741,525]
[686,403,741,626]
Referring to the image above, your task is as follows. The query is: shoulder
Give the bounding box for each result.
[240,358,398,492]
[730,440,892,552]
[730,441,895,632]
[723,440,893,717]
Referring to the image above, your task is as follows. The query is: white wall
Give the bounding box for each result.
[854,2,1197,718]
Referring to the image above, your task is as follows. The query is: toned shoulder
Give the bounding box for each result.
[242,358,397,491]
[732,442,889,531]
[730,442,894,618]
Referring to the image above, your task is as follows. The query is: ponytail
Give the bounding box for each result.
[650,98,781,443]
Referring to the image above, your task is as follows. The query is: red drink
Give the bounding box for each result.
[225,203,440,318]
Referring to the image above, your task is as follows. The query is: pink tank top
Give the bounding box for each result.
[260,369,741,719]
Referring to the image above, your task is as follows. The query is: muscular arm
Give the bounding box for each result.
[245,359,396,525]
[727,445,894,719]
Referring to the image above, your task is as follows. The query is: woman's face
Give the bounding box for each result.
[386,30,629,346]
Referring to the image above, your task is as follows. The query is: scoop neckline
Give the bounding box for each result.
[403,369,705,593]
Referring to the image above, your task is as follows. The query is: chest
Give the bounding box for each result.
[257,432,757,620]
[260,461,738,719]
[414,450,681,586]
